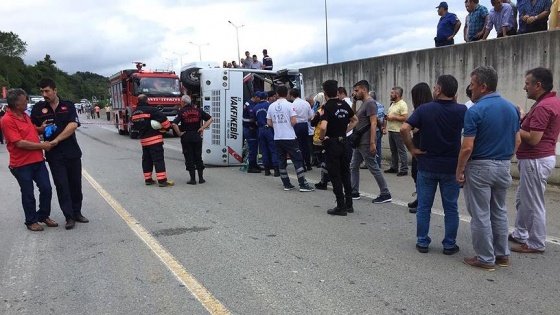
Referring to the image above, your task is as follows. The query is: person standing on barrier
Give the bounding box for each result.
[267,86,314,192]
[510,67,560,254]
[318,80,357,215]
[172,95,214,185]
[518,0,552,33]
[31,78,87,230]
[457,66,521,271]
[254,91,280,177]
[434,2,462,47]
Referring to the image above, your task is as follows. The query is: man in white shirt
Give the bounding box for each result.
[288,88,314,171]
[267,86,314,192]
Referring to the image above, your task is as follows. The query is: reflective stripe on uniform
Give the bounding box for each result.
[140,135,164,147]
[132,113,151,121]
[161,120,171,129]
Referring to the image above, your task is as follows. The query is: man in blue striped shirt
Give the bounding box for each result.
[483,0,517,38]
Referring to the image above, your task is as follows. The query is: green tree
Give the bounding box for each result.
[0,31,27,58]
[0,55,26,88]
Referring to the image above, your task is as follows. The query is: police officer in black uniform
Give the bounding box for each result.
[31,78,87,230]
[172,95,214,184]
[318,80,358,216]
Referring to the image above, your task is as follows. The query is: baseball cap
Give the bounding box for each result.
[436,2,448,9]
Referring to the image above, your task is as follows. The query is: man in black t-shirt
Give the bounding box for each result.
[172,95,214,184]
[318,80,358,216]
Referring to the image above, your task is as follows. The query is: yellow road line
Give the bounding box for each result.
[83,169,230,315]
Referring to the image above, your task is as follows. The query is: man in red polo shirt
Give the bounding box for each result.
[510,67,560,253]
[0,88,55,231]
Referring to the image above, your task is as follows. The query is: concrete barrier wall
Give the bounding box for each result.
[300,30,560,183]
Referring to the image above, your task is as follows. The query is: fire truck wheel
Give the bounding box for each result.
[118,129,125,135]
[129,131,138,139]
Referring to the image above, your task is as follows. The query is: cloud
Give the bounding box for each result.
[0,0,472,76]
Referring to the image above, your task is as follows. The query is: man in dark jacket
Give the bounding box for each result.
[31,78,87,230]
[172,95,214,184]
[131,94,174,187]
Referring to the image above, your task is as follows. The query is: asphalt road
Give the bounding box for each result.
[1,117,559,315]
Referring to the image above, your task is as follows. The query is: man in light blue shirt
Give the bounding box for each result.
[483,0,517,38]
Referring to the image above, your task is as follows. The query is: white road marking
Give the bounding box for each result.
[83,169,230,315]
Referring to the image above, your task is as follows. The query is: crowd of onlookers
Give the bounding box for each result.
[435,0,558,47]
[239,59,560,272]
[222,49,274,71]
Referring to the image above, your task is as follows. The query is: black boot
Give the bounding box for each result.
[264,166,271,176]
[327,197,347,216]
[198,169,205,184]
[408,199,418,213]
[187,170,197,185]
[345,196,354,213]
[273,167,280,177]
[247,162,262,173]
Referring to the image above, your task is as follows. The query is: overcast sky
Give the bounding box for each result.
[2,0,480,77]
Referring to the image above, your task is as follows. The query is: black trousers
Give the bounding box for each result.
[142,144,168,183]
[47,156,83,220]
[323,138,352,199]
[294,122,311,168]
[181,140,204,171]
[525,19,548,33]
[497,28,517,37]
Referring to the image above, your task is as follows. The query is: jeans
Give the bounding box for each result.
[10,161,52,225]
[274,139,308,187]
[350,144,390,196]
[388,131,408,172]
[416,171,460,249]
[463,160,511,264]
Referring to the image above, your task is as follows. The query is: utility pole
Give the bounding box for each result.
[188,42,209,61]
[228,20,244,65]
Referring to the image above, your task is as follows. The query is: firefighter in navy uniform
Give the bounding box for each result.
[253,91,280,177]
[243,92,261,173]
[171,95,214,184]
[131,94,174,187]
[318,80,358,216]
[31,78,87,230]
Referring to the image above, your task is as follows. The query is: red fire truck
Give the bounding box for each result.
[109,62,181,138]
